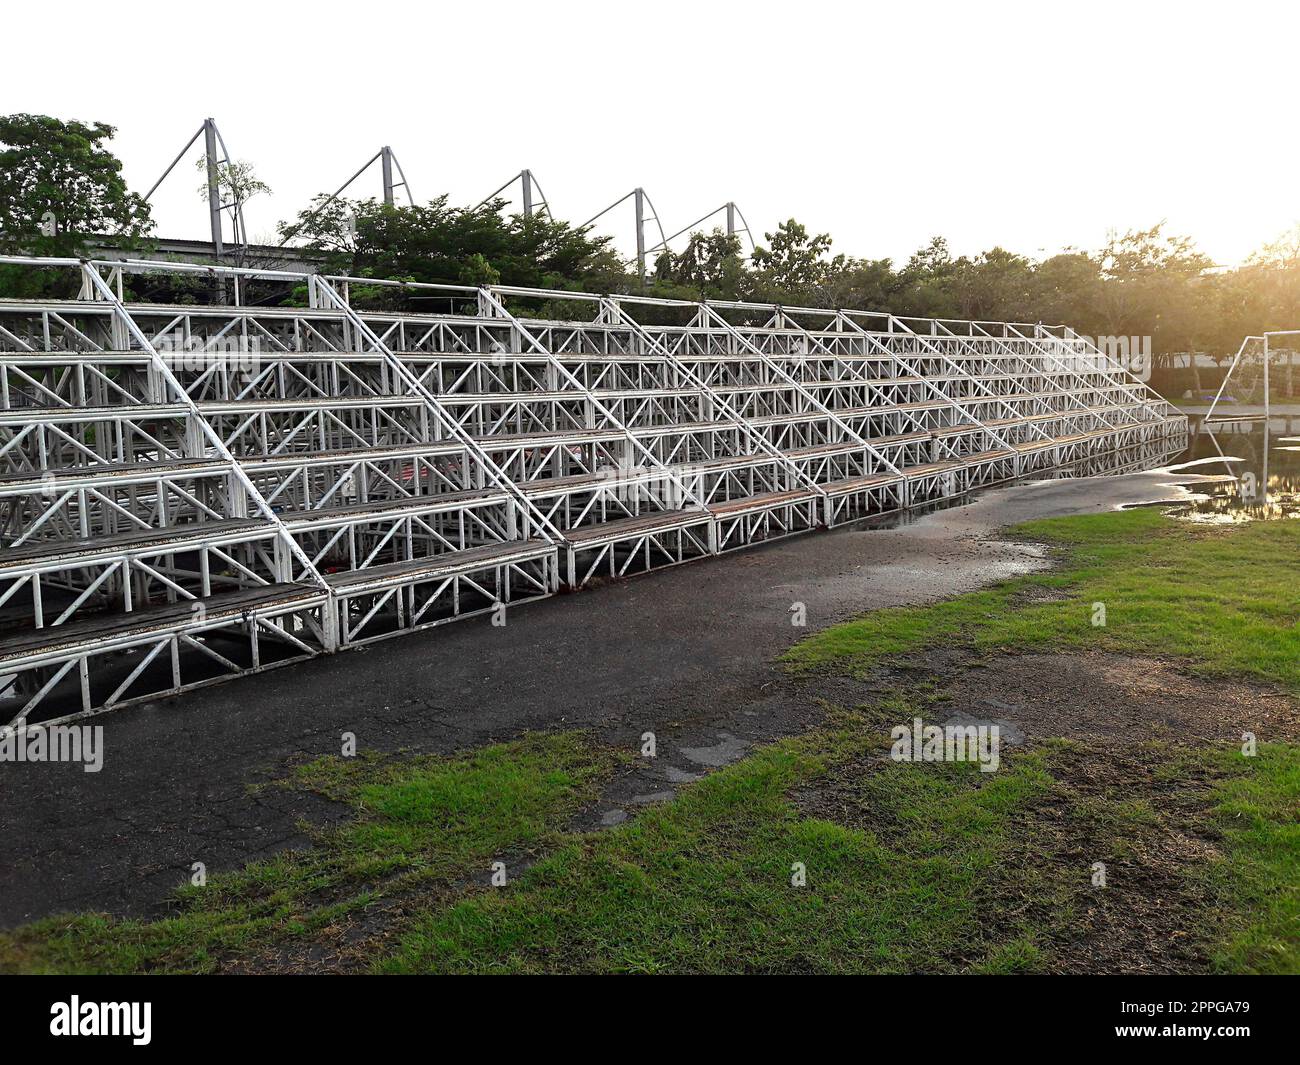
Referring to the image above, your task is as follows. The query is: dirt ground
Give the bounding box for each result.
[0,470,1213,928]
[940,650,1300,746]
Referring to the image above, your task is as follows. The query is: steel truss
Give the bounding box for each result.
[0,256,1186,727]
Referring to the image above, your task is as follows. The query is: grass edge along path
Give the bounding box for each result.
[0,731,617,974]
[782,508,1300,694]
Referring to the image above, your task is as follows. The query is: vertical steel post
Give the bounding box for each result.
[521,170,534,218]
[381,146,395,206]
[1264,334,1271,422]
[726,201,736,237]
[634,187,646,288]
[1264,334,1271,509]
[1263,338,1274,512]
[203,119,223,259]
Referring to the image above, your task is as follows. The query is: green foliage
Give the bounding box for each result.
[278,195,627,296]
[0,113,153,255]
[750,219,844,302]
[1200,743,1300,974]
[653,227,745,299]
[378,720,1299,975]
[0,114,154,297]
[193,155,270,207]
[379,718,1057,974]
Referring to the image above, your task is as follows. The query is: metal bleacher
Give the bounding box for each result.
[0,256,1187,726]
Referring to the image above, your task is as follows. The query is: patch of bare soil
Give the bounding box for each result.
[218,890,428,975]
[1002,743,1227,974]
[216,840,554,975]
[941,651,1300,745]
[795,735,1229,974]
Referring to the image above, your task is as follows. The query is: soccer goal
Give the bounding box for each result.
[1204,330,1299,425]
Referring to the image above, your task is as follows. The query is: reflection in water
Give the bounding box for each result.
[1170,423,1300,522]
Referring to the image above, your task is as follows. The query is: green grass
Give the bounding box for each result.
[377,721,1299,974]
[379,711,1057,974]
[1202,744,1300,974]
[783,509,1300,691]
[0,732,615,974]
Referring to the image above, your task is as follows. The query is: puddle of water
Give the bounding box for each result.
[1161,423,1300,522]
[845,439,1187,535]
[679,732,749,768]
[1122,495,1208,511]
[630,790,675,805]
[1161,454,1244,473]
[664,765,702,783]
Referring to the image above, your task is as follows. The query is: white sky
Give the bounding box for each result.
[5,0,1296,268]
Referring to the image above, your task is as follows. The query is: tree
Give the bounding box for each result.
[276,194,361,267]
[750,219,843,302]
[1029,251,1103,333]
[1231,223,1300,395]
[194,155,271,210]
[1241,223,1300,336]
[1096,224,1213,332]
[821,257,904,313]
[194,156,271,265]
[0,113,153,256]
[653,228,745,299]
[278,194,628,297]
[951,247,1036,321]
[1096,224,1214,381]
[892,236,960,318]
[0,114,154,297]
